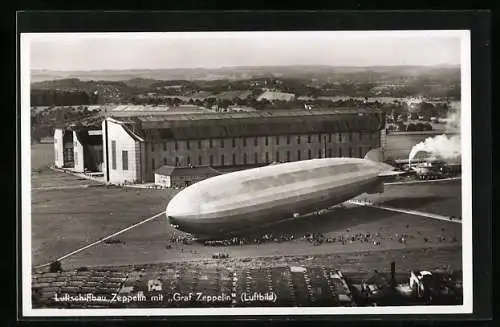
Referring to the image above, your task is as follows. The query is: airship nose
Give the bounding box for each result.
[165,190,200,220]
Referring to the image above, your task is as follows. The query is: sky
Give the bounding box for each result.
[26,31,465,71]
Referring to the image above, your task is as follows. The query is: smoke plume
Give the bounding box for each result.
[409,134,461,163]
[444,110,460,133]
[409,105,461,164]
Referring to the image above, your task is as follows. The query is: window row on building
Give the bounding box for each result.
[150,146,372,169]
[108,139,373,172]
[149,132,379,152]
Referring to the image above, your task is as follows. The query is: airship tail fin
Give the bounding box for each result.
[364,148,384,162]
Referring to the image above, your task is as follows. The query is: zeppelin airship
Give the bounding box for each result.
[166,148,401,239]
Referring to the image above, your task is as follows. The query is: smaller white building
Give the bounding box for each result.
[155,165,220,188]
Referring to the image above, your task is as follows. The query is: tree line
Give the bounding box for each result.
[387,122,434,132]
[31,89,99,106]
[31,106,97,142]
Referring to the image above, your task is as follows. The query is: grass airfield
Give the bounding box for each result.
[31,169,462,273]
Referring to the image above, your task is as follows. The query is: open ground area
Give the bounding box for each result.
[31,143,54,170]
[31,169,177,266]
[356,179,462,218]
[29,141,464,308]
[31,168,462,271]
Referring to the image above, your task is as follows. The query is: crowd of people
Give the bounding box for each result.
[169,235,194,245]
[203,233,296,246]
[302,232,385,246]
[201,231,391,247]
[166,226,458,249]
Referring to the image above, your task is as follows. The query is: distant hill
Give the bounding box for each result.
[31,78,129,90]
[31,65,460,83]
[122,78,160,89]
[30,65,461,103]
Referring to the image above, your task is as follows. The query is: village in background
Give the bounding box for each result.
[31,65,460,186]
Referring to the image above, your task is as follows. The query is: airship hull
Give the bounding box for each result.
[166,156,392,239]
[168,176,380,238]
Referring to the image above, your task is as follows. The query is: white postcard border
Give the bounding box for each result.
[21,30,472,317]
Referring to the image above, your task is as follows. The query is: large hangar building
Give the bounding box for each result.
[99,106,386,184]
[53,127,103,172]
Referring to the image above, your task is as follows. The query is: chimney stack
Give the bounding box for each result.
[390,261,396,290]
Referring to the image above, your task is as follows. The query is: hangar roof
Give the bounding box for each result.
[109,109,384,140]
[107,104,212,115]
[110,108,371,122]
[155,165,221,177]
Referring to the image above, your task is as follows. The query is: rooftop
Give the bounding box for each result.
[155,165,221,177]
[110,108,375,123]
[108,104,211,116]
[65,113,106,130]
[110,109,384,140]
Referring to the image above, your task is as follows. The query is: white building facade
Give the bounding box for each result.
[53,129,65,168]
[73,130,84,172]
[102,118,145,184]
[100,110,385,185]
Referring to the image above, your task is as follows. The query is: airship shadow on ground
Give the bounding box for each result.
[212,205,397,241]
[191,194,449,241]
